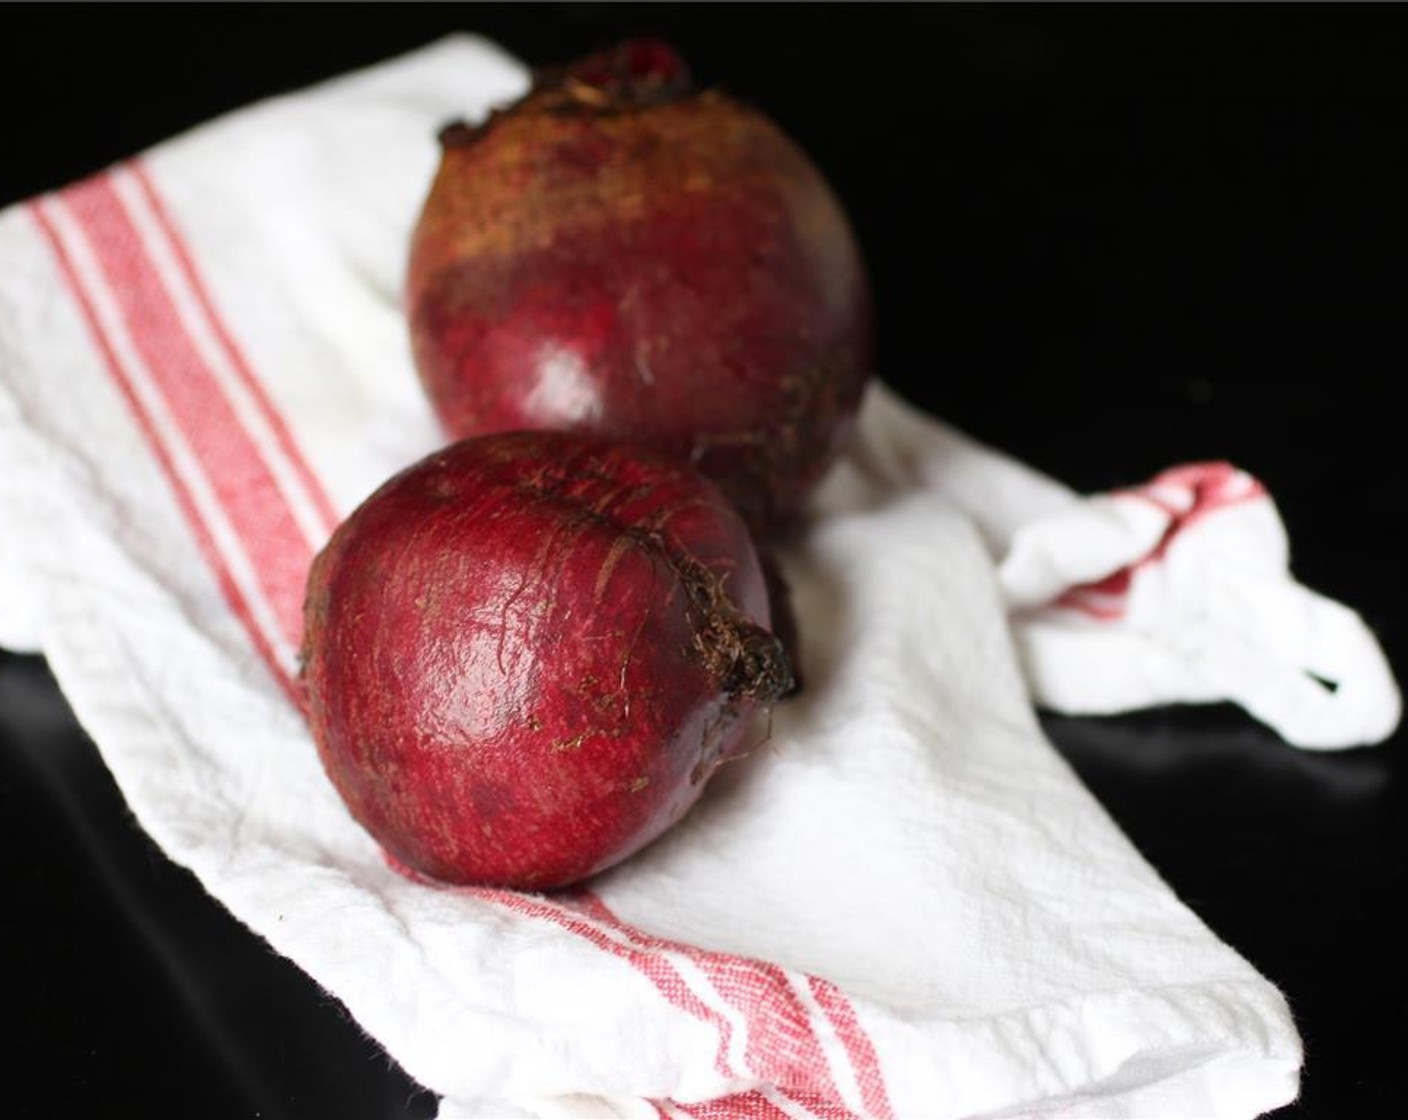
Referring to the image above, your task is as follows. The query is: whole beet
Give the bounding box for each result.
[300,431,792,889]
[407,39,873,532]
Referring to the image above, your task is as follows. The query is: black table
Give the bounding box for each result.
[2,6,1402,1117]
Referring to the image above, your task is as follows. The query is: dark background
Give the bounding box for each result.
[1,4,1403,1117]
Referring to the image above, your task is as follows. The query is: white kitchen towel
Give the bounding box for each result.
[1,33,1394,1120]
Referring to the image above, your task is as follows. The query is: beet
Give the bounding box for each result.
[406,39,873,532]
[300,431,792,889]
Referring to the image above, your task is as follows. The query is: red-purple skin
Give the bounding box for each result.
[300,431,791,890]
[406,41,873,533]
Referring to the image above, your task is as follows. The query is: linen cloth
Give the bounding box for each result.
[2,34,1397,1119]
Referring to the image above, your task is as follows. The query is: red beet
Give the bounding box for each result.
[406,39,873,532]
[300,431,792,889]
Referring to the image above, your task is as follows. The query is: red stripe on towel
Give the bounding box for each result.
[27,197,303,709]
[1126,461,1268,565]
[59,173,314,652]
[1058,463,1269,622]
[570,890,891,1119]
[128,159,341,535]
[671,1090,795,1120]
[805,976,894,1120]
[470,887,739,1082]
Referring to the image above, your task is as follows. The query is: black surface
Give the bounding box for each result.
[2,5,1404,1118]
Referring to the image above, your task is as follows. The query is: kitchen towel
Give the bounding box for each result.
[2,34,1398,1120]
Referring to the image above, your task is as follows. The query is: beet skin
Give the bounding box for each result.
[300,431,792,890]
[406,40,873,532]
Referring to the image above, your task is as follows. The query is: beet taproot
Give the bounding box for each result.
[406,39,873,532]
[300,430,792,889]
